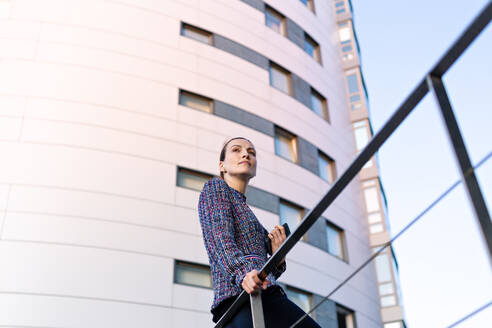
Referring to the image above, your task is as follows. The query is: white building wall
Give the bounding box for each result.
[0,0,382,326]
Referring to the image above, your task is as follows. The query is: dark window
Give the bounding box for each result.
[265,6,286,35]
[181,23,212,45]
[274,126,298,162]
[179,90,213,113]
[174,260,212,289]
[176,167,213,191]
[304,33,321,64]
[310,88,329,121]
[269,62,292,95]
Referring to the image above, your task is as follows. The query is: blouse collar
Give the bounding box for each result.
[217,177,247,201]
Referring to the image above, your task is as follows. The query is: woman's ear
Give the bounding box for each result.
[219,161,226,174]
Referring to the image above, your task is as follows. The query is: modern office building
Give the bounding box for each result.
[0,0,405,327]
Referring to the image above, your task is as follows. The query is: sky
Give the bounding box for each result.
[349,0,492,327]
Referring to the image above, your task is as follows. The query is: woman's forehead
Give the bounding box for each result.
[228,139,254,149]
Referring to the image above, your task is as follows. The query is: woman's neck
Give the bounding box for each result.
[223,175,248,194]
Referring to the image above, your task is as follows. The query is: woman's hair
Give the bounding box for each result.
[219,137,253,179]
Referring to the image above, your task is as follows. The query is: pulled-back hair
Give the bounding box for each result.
[219,137,253,178]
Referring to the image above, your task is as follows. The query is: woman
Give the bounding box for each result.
[198,137,321,327]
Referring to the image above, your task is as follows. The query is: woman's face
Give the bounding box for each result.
[220,139,257,180]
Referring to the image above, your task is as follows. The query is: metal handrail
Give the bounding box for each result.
[214,2,492,327]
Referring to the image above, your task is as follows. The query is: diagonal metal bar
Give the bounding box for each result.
[214,3,491,327]
[427,75,492,265]
[214,79,429,328]
[250,291,266,328]
[291,150,492,328]
[430,1,492,77]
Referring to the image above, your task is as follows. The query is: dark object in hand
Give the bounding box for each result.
[266,223,290,255]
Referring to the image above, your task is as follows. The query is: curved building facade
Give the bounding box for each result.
[0,0,403,327]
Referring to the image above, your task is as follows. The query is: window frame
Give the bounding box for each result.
[318,150,336,183]
[304,33,322,64]
[336,303,357,328]
[178,89,214,113]
[326,220,347,261]
[269,62,293,95]
[176,167,213,191]
[180,22,213,45]
[274,126,298,163]
[285,285,314,316]
[300,0,316,13]
[310,88,330,122]
[279,199,306,240]
[173,260,213,289]
[265,5,287,36]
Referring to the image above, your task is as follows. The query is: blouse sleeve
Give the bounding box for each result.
[263,227,287,279]
[198,178,263,287]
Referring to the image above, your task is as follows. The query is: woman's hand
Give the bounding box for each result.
[268,225,287,264]
[241,269,268,294]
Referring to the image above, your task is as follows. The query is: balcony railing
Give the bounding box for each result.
[214,3,492,327]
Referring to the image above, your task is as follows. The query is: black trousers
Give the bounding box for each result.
[214,285,322,328]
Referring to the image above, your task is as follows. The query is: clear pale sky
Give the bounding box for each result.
[349,0,491,327]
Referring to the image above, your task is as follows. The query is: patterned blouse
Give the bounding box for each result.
[198,177,286,312]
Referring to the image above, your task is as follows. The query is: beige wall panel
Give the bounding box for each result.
[11,0,180,47]
[6,185,202,237]
[0,293,173,328]
[0,95,26,116]
[172,284,213,313]
[1,212,207,263]
[0,60,178,120]
[0,117,22,140]
[0,19,40,38]
[0,240,174,305]
[0,38,38,59]
[170,308,215,328]
[0,142,176,203]
[40,23,198,71]
[24,98,196,147]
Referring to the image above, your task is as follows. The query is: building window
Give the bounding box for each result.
[174,260,212,289]
[352,120,370,152]
[269,62,292,95]
[375,252,393,283]
[179,90,213,113]
[338,24,351,44]
[346,73,359,94]
[181,23,212,45]
[274,127,298,162]
[177,167,213,191]
[310,88,329,121]
[279,200,304,230]
[285,286,313,315]
[304,33,321,63]
[300,0,315,13]
[326,222,346,260]
[363,186,380,213]
[318,151,336,183]
[336,304,356,328]
[265,6,286,35]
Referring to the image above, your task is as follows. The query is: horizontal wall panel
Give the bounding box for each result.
[6,185,200,236]
[1,211,207,263]
[0,142,176,203]
[172,284,213,313]
[0,293,173,328]
[0,240,174,305]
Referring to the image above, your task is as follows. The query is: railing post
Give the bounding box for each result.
[427,74,492,266]
[250,290,266,328]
